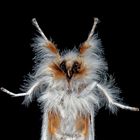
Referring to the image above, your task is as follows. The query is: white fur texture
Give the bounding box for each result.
[22,35,120,140]
[1,19,138,140]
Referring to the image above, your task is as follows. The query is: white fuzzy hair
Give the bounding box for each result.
[1,18,138,140]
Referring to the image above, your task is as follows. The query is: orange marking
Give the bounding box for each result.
[79,42,89,54]
[48,111,60,135]
[76,115,89,137]
[74,66,87,79]
[49,63,65,79]
[44,41,59,54]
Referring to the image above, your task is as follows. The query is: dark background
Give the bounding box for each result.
[0,1,139,140]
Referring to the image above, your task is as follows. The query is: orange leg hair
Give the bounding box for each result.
[48,111,61,136]
[76,115,89,137]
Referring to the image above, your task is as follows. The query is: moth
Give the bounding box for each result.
[1,18,139,140]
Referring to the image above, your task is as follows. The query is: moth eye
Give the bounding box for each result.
[60,61,67,73]
[72,62,80,73]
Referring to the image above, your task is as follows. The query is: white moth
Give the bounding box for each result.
[1,18,139,140]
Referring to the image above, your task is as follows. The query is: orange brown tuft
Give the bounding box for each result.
[76,115,89,137]
[44,41,59,54]
[74,65,87,79]
[48,111,61,136]
[79,42,90,54]
[49,63,65,79]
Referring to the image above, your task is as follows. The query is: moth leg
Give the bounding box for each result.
[1,79,42,97]
[79,82,97,97]
[97,83,139,111]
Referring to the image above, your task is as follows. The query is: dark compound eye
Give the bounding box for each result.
[60,61,67,73]
[72,62,80,73]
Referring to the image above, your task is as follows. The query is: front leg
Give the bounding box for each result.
[79,82,97,97]
[96,83,139,112]
[1,76,49,105]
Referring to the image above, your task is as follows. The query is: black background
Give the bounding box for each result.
[0,1,139,140]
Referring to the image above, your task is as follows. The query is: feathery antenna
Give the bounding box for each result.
[87,17,99,40]
[32,18,49,42]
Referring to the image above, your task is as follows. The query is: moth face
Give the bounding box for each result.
[60,60,81,81]
[49,54,87,82]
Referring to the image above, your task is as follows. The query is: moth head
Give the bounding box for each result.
[33,18,106,83]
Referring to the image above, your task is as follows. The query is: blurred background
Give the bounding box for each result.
[0,1,139,140]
